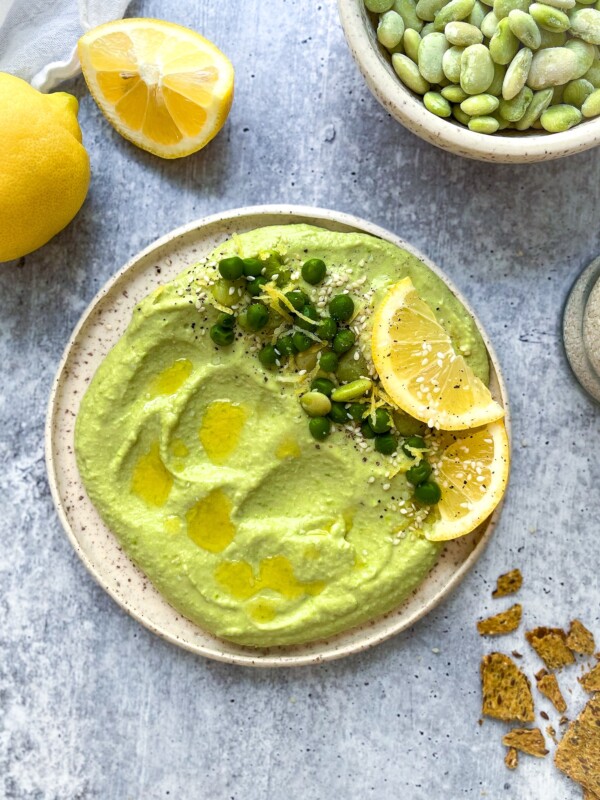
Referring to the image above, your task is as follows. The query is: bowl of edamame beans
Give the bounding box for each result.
[338,0,600,161]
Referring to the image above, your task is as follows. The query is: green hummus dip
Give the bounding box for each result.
[75,224,489,646]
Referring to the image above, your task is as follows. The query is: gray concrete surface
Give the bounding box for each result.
[1,1,600,798]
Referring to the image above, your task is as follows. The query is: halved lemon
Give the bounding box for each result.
[371,277,505,430]
[78,18,234,159]
[425,421,510,541]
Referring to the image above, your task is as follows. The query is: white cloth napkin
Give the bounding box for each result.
[0,0,131,91]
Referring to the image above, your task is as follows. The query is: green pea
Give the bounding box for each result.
[209,324,234,347]
[311,377,336,397]
[461,92,500,113]
[563,78,595,106]
[242,257,263,278]
[247,276,268,297]
[218,256,244,280]
[336,349,368,382]
[414,480,442,504]
[582,87,600,116]
[284,290,309,311]
[302,258,327,285]
[309,417,332,441]
[404,28,422,61]
[424,91,452,116]
[406,460,433,485]
[374,433,398,455]
[468,114,501,131]
[331,378,373,402]
[319,351,339,372]
[392,53,431,93]
[329,294,355,322]
[216,311,235,329]
[260,250,288,286]
[277,334,296,356]
[301,391,332,417]
[292,331,312,352]
[329,402,350,424]
[393,411,425,436]
[370,408,392,433]
[243,303,269,331]
[402,435,427,457]
[539,102,582,129]
[360,420,377,439]
[333,329,356,354]
[296,304,320,330]
[317,317,338,340]
[258,344,278,369]
[378,10,406,48]
[347,403,367,422]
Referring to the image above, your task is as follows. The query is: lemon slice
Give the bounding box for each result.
[78,18,234,159]
[371,277,505,430]
[424,421,510,541]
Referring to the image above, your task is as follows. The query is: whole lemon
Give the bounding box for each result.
[0,73,90,262]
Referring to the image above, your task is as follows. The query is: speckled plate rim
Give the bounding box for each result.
[337,0,600,164]
[46,204,511,668]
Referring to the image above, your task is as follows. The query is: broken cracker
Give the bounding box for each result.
[505,747,519,770]
[555,695,600,797]
[583,790,600,800]
[579,662,600,694]
[502,728,548,757]
[526,626,575,670]
[477,604,522,636]
[566,620,596,656]
[536,669,568,713]
[481,652,535,723]
[492,569,523,598]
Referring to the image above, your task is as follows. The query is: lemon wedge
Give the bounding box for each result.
[371,277,505,430]
[424,421,510,541]
[78,18,234,159]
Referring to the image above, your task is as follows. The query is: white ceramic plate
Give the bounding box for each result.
[46,205,510,667]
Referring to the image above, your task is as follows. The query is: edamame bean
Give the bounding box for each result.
[508,9,543,47]
[366,0,395,11]
[539,101,583,127]
[582,86,600,114]
[514,85,553,125]
[443,45,466,80]
[552,82,564,102]
[488,61,508,92]
[418,32,450,81]
[393,52,431,91]
[527,45,578,87]
[442,83,471,99]
[563,76,595,103]
[564,39,597,77]
[541,0,575,8]
[490,17,521,63]
[378,10,406,47]
[433,0,476,29]
[499,84,534,115]
[461,43,496,91]
[537,27,567,47]
[584,59,600,86]
[469,0,488,26]
[445,20,484,42]
[468,114,501,129]
[424,90,453,114]
[416,0,447,20]
[530,2,571,31]
[394,0,425,29]
[569,7,600,43]
[493,0,530,18]
[453,104,473,121]
[461,91,501,111]
[503,46,533,97]
[421,22,437,34]
[481,10,501,35]
[331,379,373,402]
[301,391,332,417]
[404,27,422,60]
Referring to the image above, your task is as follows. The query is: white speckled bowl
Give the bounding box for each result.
[338,0,600,163]
[46,205,510,667]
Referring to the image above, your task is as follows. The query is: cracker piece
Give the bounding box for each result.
[566,620,596,656]
[536,669,568,713]
[583,790,600,800]
[502,728,548,757]
[526,627,576,670]
[504,747,519,770]
[492,569,523,598]
[481,652,535,723]
[477,604,522,636]
[555,696,600,797]
[580,662,600,694]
